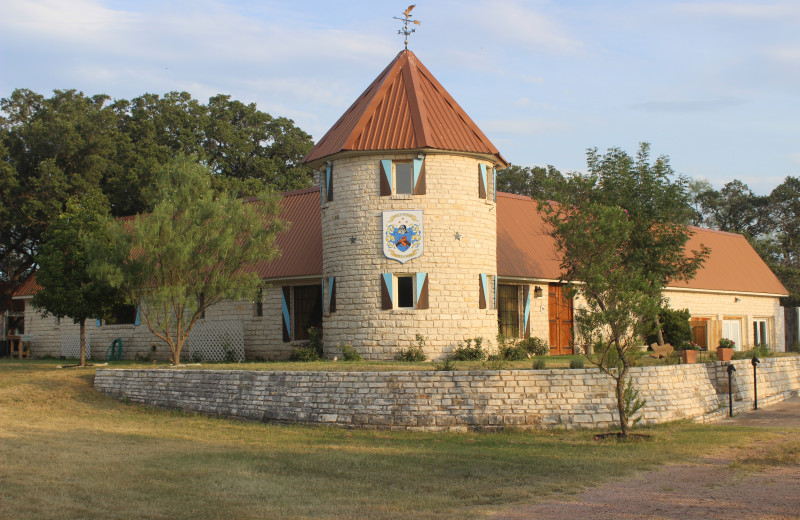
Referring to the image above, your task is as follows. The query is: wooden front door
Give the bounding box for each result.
[690,318,708,350]
[548,284,574,355]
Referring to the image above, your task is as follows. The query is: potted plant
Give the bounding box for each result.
[679,340,700,364]
[717,338,735,361]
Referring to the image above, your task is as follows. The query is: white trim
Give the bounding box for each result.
[664,286,788,298]
[261,275,322,283]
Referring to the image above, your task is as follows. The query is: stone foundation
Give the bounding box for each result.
[94,357,800,431]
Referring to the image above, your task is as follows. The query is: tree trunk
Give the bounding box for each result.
[79,317,86,367]
[616,375,627,437]
[654,315,665,345]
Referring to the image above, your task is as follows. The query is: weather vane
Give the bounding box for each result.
[394,5,421,50]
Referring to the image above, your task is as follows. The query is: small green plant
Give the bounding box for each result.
[622,377,646,428]
[789,342,800,353]
[569,357,585,369]
[395,334,427,362]
[189,350,203,363]
[679,340,700,351]
[718,338,735,349]
[338,344,363,362]
[520,337,550,356]
[484,357,507,370]
[135,352,151,362]
[307,327,324,358]
[221,339,238,362]
[532,357,547,370]
[434,358,456,371]
[451,338,487,361]
[289,345,321,362]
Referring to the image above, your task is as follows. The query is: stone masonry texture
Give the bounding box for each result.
[94,357,800,432]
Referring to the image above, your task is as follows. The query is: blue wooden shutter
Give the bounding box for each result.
[326,163,333,201]
[381,273,393,310]
[493,167,497,201]
[96,319,102,327]
[415,272,429,309]
[523,285,531,338]
[319,169,325,205]
[413,156,426,195]
[380,160,392,196]
[327,276,336,313]
[134,305,141,326]
[478,164,487,199]
[281,287,291,342]
[479,274,488,309]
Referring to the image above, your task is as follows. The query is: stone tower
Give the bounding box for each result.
[303,50,508,360]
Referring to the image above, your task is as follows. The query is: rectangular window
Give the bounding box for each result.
[396,275,414,308]
[498,284,520,338]
[255,288,263,317]
[105,303,137,325]
[395,162,413,195]
[754,319,768,347]
[722,319,742,350]
[293,284,323,341]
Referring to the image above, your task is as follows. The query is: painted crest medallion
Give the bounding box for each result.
[383,210,423,263]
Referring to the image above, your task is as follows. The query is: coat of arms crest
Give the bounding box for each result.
[383,210,423,263]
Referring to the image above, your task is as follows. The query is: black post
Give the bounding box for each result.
[727,363,736,418]
[752,356,760,410]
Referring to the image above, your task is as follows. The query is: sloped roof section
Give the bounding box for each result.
[249,187,322,279]
[496,192,788,296]
[12,275,41,298]
[303,50,508,167]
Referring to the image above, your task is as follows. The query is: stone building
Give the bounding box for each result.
[12,50,789,360]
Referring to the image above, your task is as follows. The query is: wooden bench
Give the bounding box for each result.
[648,342,674,359]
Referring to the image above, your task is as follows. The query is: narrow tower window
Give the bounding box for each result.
[395,162,413,195]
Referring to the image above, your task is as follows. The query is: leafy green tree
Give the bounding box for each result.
[496,164,563,200]
[561,143,709,344]
[32,190,121,366]
[695,179,768,236]
[757,176,800,305]
[1,89,129,299]
[542,175,660,436]
[96,156,286,365]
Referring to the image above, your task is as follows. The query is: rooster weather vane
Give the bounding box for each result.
[394,5,421,50]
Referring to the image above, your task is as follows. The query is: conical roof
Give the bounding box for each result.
[303,50,507,167]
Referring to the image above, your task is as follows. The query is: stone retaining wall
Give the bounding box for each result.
[94,357,800,431]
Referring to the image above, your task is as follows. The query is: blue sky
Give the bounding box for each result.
[2,0,798,194]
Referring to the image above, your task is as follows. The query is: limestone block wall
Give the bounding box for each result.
[18,282,308,361]
[664,289,785,351]
[93,357,800,431]
[320,152,499,360]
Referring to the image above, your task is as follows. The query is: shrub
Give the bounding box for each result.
[434,358,456,371]
[338,344,363,362]
[307,326,324,358]
[532,357,547,370]
[395,334,427,362]
[451,338,488,361]
[498,344,528,361]
[647,306,691,346]
[519,337,550,356]
[289,345,321,362]
[569,357,585,369]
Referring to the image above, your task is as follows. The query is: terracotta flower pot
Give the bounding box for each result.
[717,347,734,361]
[681,350,698,364]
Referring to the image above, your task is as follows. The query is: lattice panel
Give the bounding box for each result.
[185,320,244,362]
[61,334,91,359]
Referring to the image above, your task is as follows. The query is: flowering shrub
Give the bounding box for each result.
[718,338,735,349]
[679,340,700,351]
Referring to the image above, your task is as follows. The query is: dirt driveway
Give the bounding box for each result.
[492,398,800,520]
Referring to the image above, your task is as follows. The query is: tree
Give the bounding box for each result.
[758,176,800,306]
[96,156,286,365]
[695,179,768,236]
[542,175,659,436]
[574,144,709,344]
[496,164,563,200]
[32,190,121,366]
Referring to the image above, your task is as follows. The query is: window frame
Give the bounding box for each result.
[497,284,521,338]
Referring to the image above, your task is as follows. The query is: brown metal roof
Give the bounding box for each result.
[250,187,322,279]
[303,50,508,168]
[496,192,788,296]
[14,189,323,298]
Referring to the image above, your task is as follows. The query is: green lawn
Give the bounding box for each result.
[1,359,796,519]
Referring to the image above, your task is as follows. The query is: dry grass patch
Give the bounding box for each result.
[0,360,793,519]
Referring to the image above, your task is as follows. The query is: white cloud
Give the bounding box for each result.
[461,0,585,55]
[673,2,800,18]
